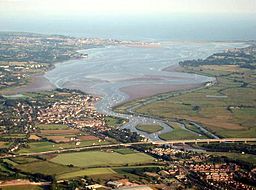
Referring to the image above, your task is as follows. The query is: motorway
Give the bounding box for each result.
[2,138,256,158]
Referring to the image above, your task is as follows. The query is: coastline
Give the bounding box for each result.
[0,56,89,96]
[0,74,56,95]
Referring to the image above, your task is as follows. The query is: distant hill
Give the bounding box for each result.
[179,43,256,69]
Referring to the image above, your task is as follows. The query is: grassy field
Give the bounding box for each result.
[15,161,79,175]
[57,168,116,179]
[135,124,163,134]
[57,164,161,180]
[3,159,19,166]
[1,134,26,139]
[159,129,204,140]
[0,162,16,176]
[105,116,128,128]
[122,65,256,138]
[50,150,155,168]
[39,129,80,135]
[1,185,43,190]
[159,122,206,140]
[36,124,69,130]
[18,140,110,153]
[113,148,137,154]
[10,156,40,164]
[113,165,161,181]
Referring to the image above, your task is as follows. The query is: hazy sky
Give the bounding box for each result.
[1,0,255,40]
[1,0,256,17]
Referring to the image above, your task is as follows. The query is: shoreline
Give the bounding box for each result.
[0,74,56,95]
[0,56,90,96]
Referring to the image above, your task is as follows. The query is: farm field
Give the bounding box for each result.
[10,156,41,164]
[113,148,137,154]
[0,162,16,177]
[18,118,111,154]
[3,153,159,181]
[57,168,116,179]
[39,129,80,135]
[35,124,101,143]
[112,165,161,181]
[1,185,43,190]
[135,124,163,134]
[1,134,26,139]
[126,65,256,138]
[50,150,155,168]
[36,124,69,130]
[18,140,110,153]
[15,161,80,175]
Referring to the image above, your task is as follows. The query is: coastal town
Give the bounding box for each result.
[37,92,104,128]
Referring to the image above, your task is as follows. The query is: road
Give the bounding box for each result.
[2,138,255,158]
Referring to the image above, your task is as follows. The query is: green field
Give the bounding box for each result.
[36,124,69,130]
[113,165,161,181]
[1,185,43,190]
[105,116,128,128]
[135,124,163,134]
[0,163,16,176]
[16,161,79,175]
[1,134,26,139]
[113,148,137,154]
[10,157,40,164]
[50,150,155,168]
[57,168,116,179]
[159,122,206,140]
[159,129,204,140]
[57,164,161,180]
[18,140,110,153]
